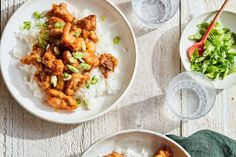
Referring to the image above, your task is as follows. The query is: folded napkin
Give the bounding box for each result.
[167,130,236,157]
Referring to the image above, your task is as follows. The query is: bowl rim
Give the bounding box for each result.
[0,0,138,124]
[81,129,191,157]
[179,10,236,89]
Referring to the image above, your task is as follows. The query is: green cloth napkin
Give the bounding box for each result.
[167,130,236,157]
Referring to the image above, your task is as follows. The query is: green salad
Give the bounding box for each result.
[189,22,236,80]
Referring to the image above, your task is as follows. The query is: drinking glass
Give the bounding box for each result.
[131,0,180,28]
[166,72,217,120]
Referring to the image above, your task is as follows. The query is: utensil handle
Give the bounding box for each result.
[201,0,230,43]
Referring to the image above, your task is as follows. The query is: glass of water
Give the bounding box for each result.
[131,0,180,28]
[166,72,217,120]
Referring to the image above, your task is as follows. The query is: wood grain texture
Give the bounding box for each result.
[0,0,235,156]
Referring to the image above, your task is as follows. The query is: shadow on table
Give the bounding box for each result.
[117,1,156,37]
[118,94,181,134]
[152,26,181,92]
[65,94,184,157]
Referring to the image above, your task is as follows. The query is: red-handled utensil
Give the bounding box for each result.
[188,0,230,59]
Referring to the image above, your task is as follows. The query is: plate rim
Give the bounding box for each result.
[81,129,191,157]
[0,0,138,124]
[179,10,236,89]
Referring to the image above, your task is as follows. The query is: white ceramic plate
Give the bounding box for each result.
[180,11,236,89]
[81,130,190,157]
[0,0,137,124]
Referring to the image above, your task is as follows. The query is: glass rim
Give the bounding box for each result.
[131,0,180,29]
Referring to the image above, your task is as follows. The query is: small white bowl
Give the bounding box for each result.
[0,0,137,124]
[81,129,190,157]
[180,11,236,89]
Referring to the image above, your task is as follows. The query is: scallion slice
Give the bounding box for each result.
[67,64,79,73]
[79,63,90,70]
[22,21,31,30]
[54,47,60,55]
[113,36,120,45]
[69,57,77,63]
[51,76,57,87]
[54,22,65,29]
[63,72,72,81]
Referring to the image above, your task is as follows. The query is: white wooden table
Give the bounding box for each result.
[1,0,236,156]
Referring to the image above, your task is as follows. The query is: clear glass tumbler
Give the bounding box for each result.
[131,0,180,28]
[166,72,217,120]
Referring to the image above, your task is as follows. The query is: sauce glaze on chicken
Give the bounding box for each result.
[21,3,118,111]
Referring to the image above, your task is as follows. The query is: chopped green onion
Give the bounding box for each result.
[69,57,77,63]
[36,21,48,29]
[188,34,202,41]
[91,76,99,85]
[189,21,236,80]
[84,100,90,109]
[100,15,106,21]
[33,11,41,19]
[54,47,60,55]
[22,21,31,30]
[81,41,86,51]
[73,52,85,63]
[113,36,120,45]
[76,99,81,106]
[40,32,49,40]
[46,44,50,50]
[38,37,47,49]
[63,72,72,81]
[37,57,42,62]
[74,30,81,37]
[73,52,84,59]
[67,64,80,73]
[54,22,65,29]
[79,63,90,70]
[86,82,90,89]
[51,76,57,87]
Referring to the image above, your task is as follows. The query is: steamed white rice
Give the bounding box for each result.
[12,8,123,109]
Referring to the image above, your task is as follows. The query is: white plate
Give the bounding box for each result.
[81,130,190,157]
[180,11,236,89]
[0,0,137,124]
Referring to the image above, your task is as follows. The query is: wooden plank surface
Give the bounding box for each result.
[0,0,235,156]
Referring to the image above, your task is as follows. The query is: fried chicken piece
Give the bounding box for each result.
[85,41,96,53]
[20,45,44,66]
[82,30,99,42]
[154,148,173,157]
[65,73,89,96]
[83,51,100,69]
[55,75,65,91]
[77,15,96,31]
[48,17,66,38]
[48,3,74,22]
[42,50,56,68]
[103,151,124,157]
[89,31,99,42]
[99,54,118,78]
[62,50,72,63]
[42,49,64,75]
[46,89,78,111]
[61,23,85,51]
[34,71,51,91]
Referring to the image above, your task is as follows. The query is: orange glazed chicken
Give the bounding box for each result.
[20,3,118,111]
[103,151,124,157]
